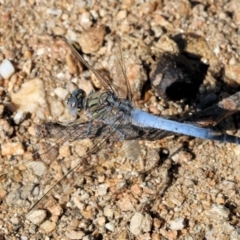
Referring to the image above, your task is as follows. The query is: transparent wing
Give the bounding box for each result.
[59,37,127,99]
[114,36,133,101]
[25,113,130,219]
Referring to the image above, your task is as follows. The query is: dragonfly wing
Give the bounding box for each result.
[26,115,128,220]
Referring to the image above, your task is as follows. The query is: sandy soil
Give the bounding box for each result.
[1,0,240,239]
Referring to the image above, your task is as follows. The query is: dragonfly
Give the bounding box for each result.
[64,37,240,144]
[7,36,240,233]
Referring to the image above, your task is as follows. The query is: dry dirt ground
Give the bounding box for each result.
[1,0,240,239]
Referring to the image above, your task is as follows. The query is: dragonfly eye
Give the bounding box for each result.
[67,88,86,115]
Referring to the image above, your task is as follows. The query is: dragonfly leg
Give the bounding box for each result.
[86,121,92,136]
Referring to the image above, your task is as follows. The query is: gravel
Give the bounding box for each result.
[1,0,240,239]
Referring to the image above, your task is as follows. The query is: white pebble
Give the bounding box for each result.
[26,161,47,176]
[169,217,186,230]
[0,59,15,79]
[54,87,68,100]
[20,237,28,240]
[13,110,26,124]
[26,210,47,225]
[130,212,152,235]
[97,183,108,195]
[105,222,115,232]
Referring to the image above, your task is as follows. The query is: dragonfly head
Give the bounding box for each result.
[67,88,86,115]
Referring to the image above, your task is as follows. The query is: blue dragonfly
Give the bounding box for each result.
[65,37,240,144]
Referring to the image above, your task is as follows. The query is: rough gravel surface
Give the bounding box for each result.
[1,1,240,240]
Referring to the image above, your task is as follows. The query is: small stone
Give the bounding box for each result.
[130,212,152,236]
[13,110,26,124]
[22,60,32,76]
[65,230,85,239]
[0,188,7,198]
[10,216,20,225]
[50,100,64,118]
[97,183,108,196]
[81,209,93,219]
[169,217,186,230]
[0,119,14,138]
[52,26,66,35]
[79,11,92,29]
[11,78,47,119]
[118,195,135,211]
[54,87,68,100]
[97,216,106,226]
[78,25,105,53]
[97,174,105,183]
[26,210,47,225]
[116,10,127,21]
[26,161,47,176]
[59,145,71,158]
[152,233,161,240]
[215,194,225,205]
[105,222,115,232]
[48,204,63,217]
[131,184,142,195]
[20,236,28,240]
[103,206,114,218]
[20,184,35,200]
[39,220,56,233]
[224,64,240,85]
[66,52,82,75]
[73,196,85,210]
[222,180,235,190]
[205,204,230,222]
[0,59,15,79]
[234,145,240,155]
[1,141,24,156]
[5,190,21,206]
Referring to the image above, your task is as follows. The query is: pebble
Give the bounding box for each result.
[54,87,68,100]
[0,119,14,139]
[79,11,92,29]
[39,220,56,233]
[5,191,21,206]
[0,59,15,79]
[10,78,47,119]
[26,210,47,225]
[103,206,114,218]
[50,100,64,118]
[22,60,32,76]
[1,141,24,156]
[0,189,7,198]
[130,212,152,236]
[65,230,85,239]
[78,25,105,53]
[20,236,28,240]
[97,183,108,196]
[10,216,20,225]
[118,195,135,211]
[205,204,230,222]
[224,64,240,85]
[169,217,186,230]
[116,10,127,21]
[26,161,47,176]
[52,26,66,35]
[59,145,71,158]
[105,222,115,232]
[97,216,106,226]
[13,110,26,124]
[20,184,35,200]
